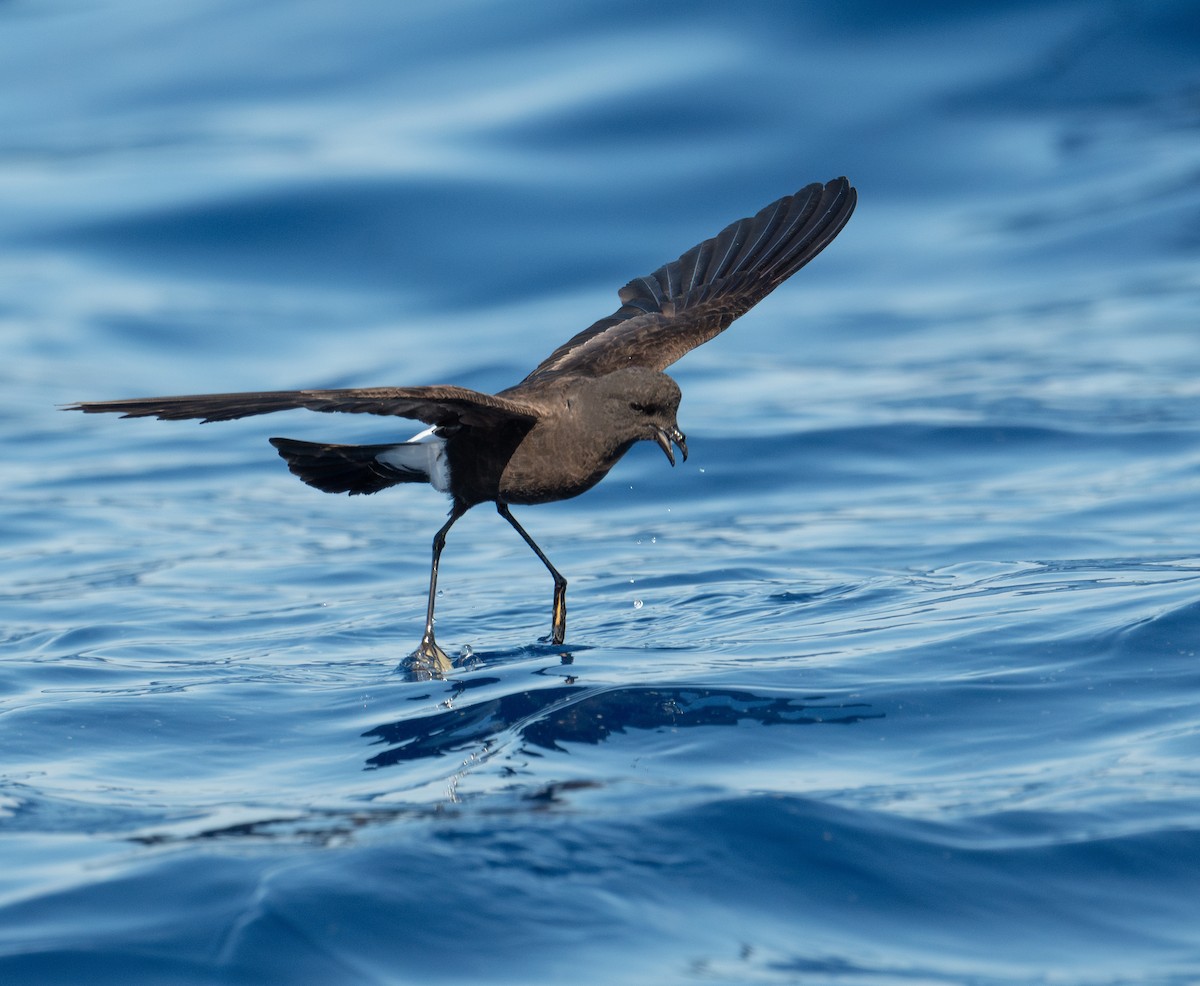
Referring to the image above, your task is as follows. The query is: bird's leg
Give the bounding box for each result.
[410,502,468,673]
[496,502,567,645]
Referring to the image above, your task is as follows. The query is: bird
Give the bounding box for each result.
[67,177,857,669]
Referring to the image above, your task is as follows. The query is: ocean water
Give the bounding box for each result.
[3,1,1200,983]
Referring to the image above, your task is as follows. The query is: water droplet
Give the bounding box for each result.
[633,599,643,610]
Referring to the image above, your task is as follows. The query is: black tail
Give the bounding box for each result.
[269,437,428,495]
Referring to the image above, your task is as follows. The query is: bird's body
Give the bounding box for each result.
[496,369,685,504]
[67,178,857,668]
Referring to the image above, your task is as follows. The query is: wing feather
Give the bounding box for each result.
[65,385,538,429]
[519,177,855,382]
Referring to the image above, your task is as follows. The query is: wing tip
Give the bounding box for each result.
[824,176,857,219]
[60,400,153,420]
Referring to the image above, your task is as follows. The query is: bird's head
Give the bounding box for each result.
[593,368,687,467]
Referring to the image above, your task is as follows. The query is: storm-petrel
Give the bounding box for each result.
[68,177,857,666]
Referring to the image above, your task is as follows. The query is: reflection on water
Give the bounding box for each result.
[364,682,882,768]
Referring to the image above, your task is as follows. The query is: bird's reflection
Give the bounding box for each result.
[364,680,881,769]
[124,674,881,847]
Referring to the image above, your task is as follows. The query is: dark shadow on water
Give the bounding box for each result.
[363,681,883,769]
[121,685,881,848]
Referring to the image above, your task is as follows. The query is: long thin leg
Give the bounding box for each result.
[412,500,470,669]
[496,502,568,645]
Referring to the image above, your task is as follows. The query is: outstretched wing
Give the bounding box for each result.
[65,385,539,429]
[518,178,856,384]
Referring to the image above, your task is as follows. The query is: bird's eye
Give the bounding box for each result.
[629,401,651,414]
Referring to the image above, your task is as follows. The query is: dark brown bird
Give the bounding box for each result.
[67,178,857,668]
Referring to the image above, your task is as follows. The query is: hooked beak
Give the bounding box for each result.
[653,425,688,467]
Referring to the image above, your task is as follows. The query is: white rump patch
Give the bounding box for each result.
[376,432,451,492]
[406,424,439,444]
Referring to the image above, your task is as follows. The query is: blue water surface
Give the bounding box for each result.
[3,1,1200,983]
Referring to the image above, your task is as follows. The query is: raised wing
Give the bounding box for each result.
[518,178,855,384]
[65,385,539,429]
